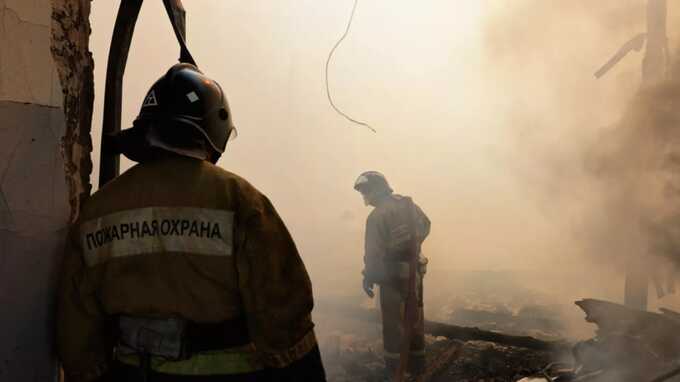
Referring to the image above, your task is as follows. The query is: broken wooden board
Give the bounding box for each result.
[575,299,680,361]
[416,340,463,382]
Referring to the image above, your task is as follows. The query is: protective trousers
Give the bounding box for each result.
[379,276,425,377]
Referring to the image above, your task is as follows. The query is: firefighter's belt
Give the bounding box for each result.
[117,316,253,371]
[384,259,427,279]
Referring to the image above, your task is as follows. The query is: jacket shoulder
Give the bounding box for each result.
[204,164,275,218]
[208,164,261,194]
[80,158,268,220]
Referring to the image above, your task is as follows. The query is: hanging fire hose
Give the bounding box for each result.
[99,0,197,187]
[394,197,424,382]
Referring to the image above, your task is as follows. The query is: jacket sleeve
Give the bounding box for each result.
[57,227,114,382]
[234,192,319,369]
[363,213,387,283]
[414,203,431,243]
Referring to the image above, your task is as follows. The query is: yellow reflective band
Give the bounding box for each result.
[384,351,401,359]
[260,330,318,368]
[80,207,234,266]
[116,347,264,376]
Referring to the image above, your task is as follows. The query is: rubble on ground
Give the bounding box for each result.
[519,299,680,382]
[320,330,557,382]
[557,299,680,382]
[317,296,680,382]
[316,301,567,382]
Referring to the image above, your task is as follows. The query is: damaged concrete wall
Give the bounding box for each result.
[0,0,93,380]
[51,0,93,218]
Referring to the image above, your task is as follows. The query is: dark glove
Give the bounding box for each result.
[363,278,375,298]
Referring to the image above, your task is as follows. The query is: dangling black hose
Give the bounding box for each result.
[100,0,198,187]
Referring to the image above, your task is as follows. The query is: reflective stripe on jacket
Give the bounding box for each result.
[57,156,318,381]
[116,345,263,375]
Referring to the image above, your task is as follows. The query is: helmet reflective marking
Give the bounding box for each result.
[142,90,158,107]
[354,175,369,188]
[133,64,235,154]
[353,171,392,194]
[186,91,199,103]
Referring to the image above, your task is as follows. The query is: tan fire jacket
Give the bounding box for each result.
[363,194,430,283]
[57,156,318,381]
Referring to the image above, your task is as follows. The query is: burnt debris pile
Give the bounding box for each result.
[520,299,680,382]
[316,299,569,382]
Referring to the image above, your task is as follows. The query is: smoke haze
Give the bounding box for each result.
[88,1,680,339]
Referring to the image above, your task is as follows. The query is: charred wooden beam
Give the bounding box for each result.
[658,308,680,323]
[317,301,568,352]
[575,299,680,333]
[423,320,564,352]
[651,365,680,382]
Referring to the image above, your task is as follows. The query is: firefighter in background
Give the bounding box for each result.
[354,171,431,379]
[57,64,326,381]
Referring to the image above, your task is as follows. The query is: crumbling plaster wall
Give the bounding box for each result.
[0,0,93,380]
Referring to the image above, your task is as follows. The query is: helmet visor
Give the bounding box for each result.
[227,126,238,142]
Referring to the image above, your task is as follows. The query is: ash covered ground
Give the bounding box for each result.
[313,269,584,382]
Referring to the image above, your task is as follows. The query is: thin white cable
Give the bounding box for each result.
[325,0,376,133]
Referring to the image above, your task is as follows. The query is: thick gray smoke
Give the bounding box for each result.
[87,1,680,341]
[483,0,680,316]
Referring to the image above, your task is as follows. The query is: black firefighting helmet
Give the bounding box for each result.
[353,171,393,195]
[133,63,235,154]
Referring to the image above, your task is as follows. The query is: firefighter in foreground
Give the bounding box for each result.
[57,64,326,381]
[354,172,431,380]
